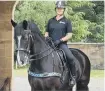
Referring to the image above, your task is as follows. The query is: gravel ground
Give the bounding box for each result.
[13,77,104,91]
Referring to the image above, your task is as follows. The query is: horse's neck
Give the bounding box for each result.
[30,38,62,73]
[33,38,49,54]
[30,36,52,72]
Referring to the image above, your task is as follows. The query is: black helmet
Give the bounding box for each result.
[56,1,66,9]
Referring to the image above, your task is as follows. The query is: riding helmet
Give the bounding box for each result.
[55,1,66,9]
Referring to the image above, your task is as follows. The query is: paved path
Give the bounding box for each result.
[13,77,104,91]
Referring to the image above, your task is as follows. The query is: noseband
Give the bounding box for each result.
[16,48,30,54]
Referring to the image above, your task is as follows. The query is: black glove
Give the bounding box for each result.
[45,36,52,41]
[54,39,63,46]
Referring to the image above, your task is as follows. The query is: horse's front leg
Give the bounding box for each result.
[31,86,38,91]
[31,87,34,91]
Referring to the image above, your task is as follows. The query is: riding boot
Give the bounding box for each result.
[69,63,76,86]
[58,43,77,86]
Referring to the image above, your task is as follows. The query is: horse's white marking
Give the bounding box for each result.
[17,36,22,65]
[25,55,28,64]
[72,83,77,91]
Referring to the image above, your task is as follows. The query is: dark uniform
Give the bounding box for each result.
[46,16,72,42]
[46,1,77,85]
[46,16,77,78]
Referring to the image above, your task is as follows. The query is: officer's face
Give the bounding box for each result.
[56,8,64,15]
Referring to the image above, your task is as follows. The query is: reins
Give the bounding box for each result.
[16,29,58,61]
[29,33,58,61]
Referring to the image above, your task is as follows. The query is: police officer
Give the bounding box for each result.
[45,1,77,85]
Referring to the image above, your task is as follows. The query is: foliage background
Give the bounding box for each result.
[14,0,104,43]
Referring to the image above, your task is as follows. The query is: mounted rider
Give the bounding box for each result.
[45,1,77,85]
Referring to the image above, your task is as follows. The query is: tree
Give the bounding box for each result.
[14,0,104,43]
[15,1,55,34]
[66,1,93,42]
[86,1,104,42]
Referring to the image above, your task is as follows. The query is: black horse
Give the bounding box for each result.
[11,19,91,91]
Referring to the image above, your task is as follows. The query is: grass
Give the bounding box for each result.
[14,67,104,78]
[14,68,28,77]
[90,70,104,78]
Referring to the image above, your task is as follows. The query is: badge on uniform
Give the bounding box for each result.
[59,21,65,24]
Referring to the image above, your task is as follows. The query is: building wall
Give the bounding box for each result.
[0,1,15,91]
[68,43,104,69]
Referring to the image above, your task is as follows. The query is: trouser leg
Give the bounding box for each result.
[59,43,77,77]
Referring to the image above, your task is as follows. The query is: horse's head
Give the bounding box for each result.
[11,19,32,67]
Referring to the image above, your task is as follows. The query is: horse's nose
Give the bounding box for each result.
[21,60,24,64]
[18,62,26,67]
[21,60,27,66]
[17,59,24,67]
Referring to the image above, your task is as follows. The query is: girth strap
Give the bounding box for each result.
[28,70,61,77]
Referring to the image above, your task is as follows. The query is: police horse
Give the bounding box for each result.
[11,20,91,91]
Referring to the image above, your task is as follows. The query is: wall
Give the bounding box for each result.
[68,43,104,69]
[0,1,15,91]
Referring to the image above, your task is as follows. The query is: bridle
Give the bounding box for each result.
[15,29,57,61]
[15,30,32,55]
[16,48,30,54]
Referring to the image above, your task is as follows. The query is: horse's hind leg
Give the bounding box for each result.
[31,87,35,91]
[77,70,90,91]
[77,68,90,91]
[77,80,89,91]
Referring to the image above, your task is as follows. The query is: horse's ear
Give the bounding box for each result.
[11,19,17,27]
[23,20,28,30]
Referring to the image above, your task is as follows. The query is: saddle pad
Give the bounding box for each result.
[56,49,66,63]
